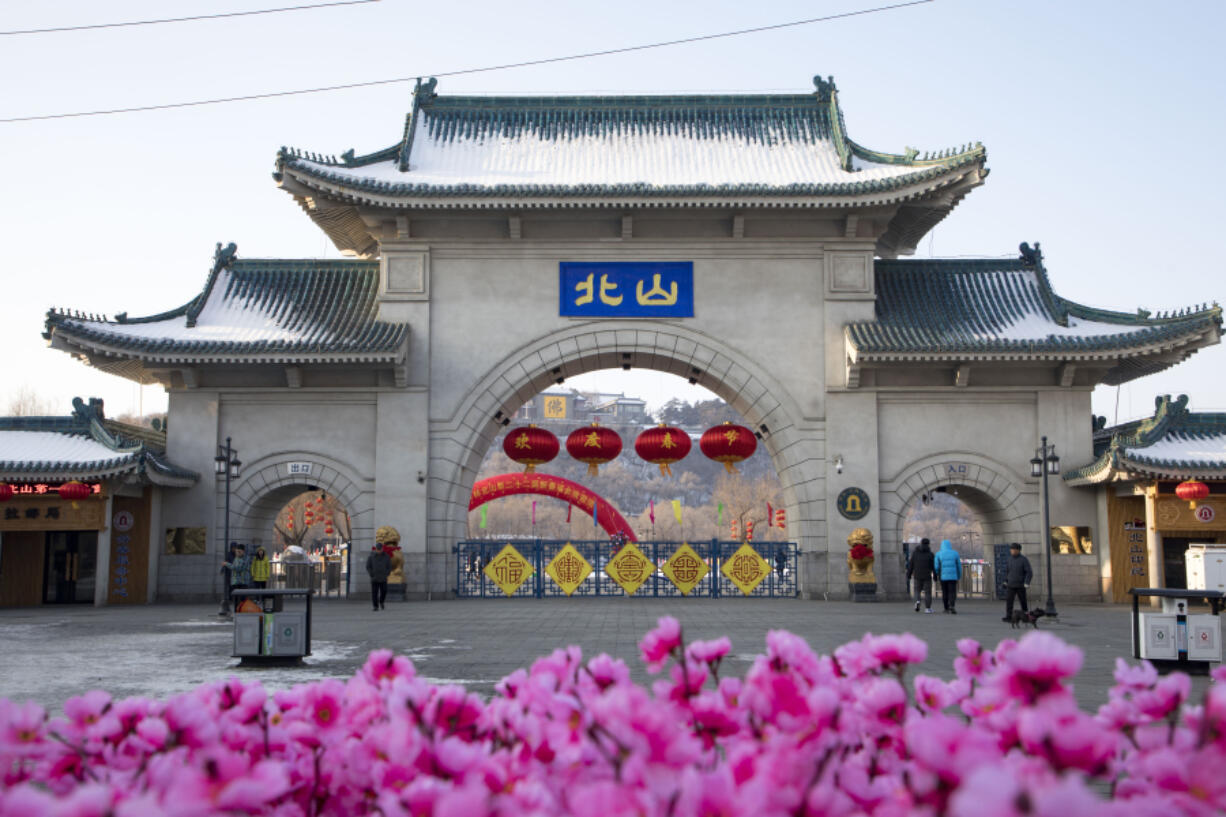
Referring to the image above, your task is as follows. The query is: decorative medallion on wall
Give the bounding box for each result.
[836,487,871,520]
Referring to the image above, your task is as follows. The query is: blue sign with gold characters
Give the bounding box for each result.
[836,487,871,520]
[560,262,693,318]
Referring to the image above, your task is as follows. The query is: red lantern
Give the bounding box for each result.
[58,481,91,501]
[566,423,622,476]
[634,424,692,477]
[503,425,560,473]
[325,525,335,535]
[746,520,755,542]
[775,508,786,529]
[1176,480,1210,509]
[699,422,757,473]
[0,484,12,502]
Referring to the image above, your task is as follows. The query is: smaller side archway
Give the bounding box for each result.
[224,453,375,561]
[470,474,636,540]
[878,453,1038,598]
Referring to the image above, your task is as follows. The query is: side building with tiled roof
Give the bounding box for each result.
[0,397,197,606]
[35,75,1224,604]
[1065,395,1226,601]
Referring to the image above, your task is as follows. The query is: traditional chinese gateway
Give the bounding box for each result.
[24,76,1221,605]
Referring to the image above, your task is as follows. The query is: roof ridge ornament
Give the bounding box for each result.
[812,75,837,100]
[414,77,438,105]
[213,242,238,274]
[71,396,105,423]
[1018,241,1042,266]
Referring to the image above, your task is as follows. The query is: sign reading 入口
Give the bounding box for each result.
[559,262,693,318]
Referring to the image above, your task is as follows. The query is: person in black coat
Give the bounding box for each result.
[907,538,937,613]
[365,543,392,611]
[1002,542,1034,621]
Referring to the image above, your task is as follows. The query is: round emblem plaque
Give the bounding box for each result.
[836,487,871,520]
[113,510,135,532]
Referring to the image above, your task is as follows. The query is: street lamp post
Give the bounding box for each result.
[215,437,242,615]
[1029,436,1060,617]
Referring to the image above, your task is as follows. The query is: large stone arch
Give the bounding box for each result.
[427,321,826,567]
[221,451,375,588]
[878,452,1039,597]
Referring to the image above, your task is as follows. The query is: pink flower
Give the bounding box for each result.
[639,616,682,671]
[913,674,958,713]
[995,631,1082,703]
[687,636,731,666]
[953,638,992,680]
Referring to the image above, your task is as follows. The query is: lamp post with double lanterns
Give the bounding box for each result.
[1029,436,1060,617]
[215,437,241,615]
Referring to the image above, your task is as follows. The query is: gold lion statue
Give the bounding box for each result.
[846,527,876,582]
[375,525,405,584]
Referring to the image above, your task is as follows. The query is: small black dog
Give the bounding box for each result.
[1008,609,1046,629]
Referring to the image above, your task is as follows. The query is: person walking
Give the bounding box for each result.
[223,543,253,610]
[934,539,962,614]
[366,542,391,611]
[250,546,271,589]
[907,538,937,613]
[1002,542,1033,621]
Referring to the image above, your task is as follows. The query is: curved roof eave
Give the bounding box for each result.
[278,161,985,211]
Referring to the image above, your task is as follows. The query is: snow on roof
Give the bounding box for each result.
[1132,431,1226,465]
[0,430,136,468]
[297,115,926,191]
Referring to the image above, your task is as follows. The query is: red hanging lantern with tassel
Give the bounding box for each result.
[566,423,622,476]
[503,425,560,473]
[634,424,692,476]
[58,481,91,502]
[1176,480,1210,509]
[699,422,756,473]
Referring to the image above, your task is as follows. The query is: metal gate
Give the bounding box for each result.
[454,539,798,598]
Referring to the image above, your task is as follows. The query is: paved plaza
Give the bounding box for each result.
[0,597,1218,714]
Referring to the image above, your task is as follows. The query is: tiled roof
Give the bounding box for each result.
[1065,395,1226,484]
[847,245,1222,383]
[44,246,407,364]
[274,76,986,206]
[0,398,198,485]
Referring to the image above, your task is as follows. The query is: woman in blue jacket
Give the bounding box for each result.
[933,539,962,614]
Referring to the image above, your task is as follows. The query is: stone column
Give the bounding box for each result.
[1144,485,1164,607]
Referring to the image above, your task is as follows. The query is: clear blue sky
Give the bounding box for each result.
[3,0,1223,426]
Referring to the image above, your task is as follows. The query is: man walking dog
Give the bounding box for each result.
[1002,542,1033,622]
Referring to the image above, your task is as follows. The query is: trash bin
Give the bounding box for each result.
[325,560,341,594]
[284,562,312,592]
[232,588,313,662]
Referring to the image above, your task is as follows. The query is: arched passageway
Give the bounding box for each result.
[428,322,825,578]
[878,454,1039,598]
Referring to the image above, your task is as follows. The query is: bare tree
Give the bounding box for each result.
[6,386,55,417]
[273,490,351,550]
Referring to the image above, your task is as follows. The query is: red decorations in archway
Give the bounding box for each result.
[1176,480,1210,508]
[567,423,622,476]
[503,425,560,473]
[0,484,12,502]
[700,422,756,473]
[469,473,636,540]
[635,425,691,476]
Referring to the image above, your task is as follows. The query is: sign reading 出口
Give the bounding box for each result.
[559,262,693,318]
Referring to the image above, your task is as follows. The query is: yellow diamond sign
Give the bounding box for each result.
[605,541,655,595]
[545,543,592,596]
[662,543,709,596]
[484,544,534,596]
[721,542,771,596]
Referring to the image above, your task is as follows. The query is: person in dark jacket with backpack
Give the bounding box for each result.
[907,538,937,613]
[933,539,962,614]
[1002,542,1034,621]
[365,543,391,611]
